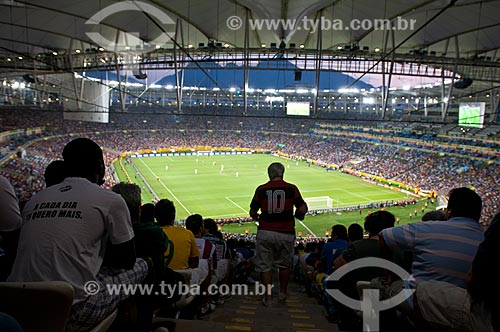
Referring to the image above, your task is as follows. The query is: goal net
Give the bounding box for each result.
[304,196,334,211]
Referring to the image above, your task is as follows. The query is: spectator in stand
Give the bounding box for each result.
[347,223,364,242]
[421,209,446,222]
[140,203,156,224]
[155,199,206,285]
[111,182,172,332]
[319,224,349,322]
[203,218,231,290]
[379,187,484,317]
[250,162,308,307]
[0,175,22,281]
[8,138,148,332]
[332,210,396,330]
[415,211,500,332]
[44,159,66,187]
[321,225,349,275]
[186,214,217,274]
[185,214,217,317]
[112,183,169,281]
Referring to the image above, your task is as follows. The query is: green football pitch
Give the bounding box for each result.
[114,154,431,236]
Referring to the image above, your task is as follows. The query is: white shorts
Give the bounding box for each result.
[416,280,495,332]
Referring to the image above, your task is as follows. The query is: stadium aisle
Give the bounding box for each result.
[170,281,338,332]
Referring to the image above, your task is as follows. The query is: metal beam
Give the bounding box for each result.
[243,9,250,116]
[313,10,323,119]
[382,29,393,119]
[442,36,460,121]
[174,18,184,113]
[492,90,500,122]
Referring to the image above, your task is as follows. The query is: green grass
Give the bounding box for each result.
[114,154,433,236]
[220,203,435,236]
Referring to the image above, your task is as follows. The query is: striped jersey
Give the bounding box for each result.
[381,217,484,288]
[250,179,306,233]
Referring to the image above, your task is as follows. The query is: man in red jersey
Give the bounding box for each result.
[250,162,308,306]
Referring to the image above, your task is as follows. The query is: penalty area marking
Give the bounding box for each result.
[138,158,191,215]
[225,197,248,214]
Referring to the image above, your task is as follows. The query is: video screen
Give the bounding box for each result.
[458,102,485,128]
[286,102,310,116]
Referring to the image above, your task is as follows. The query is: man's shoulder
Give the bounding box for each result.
[134,222,163,233]
[47,178,122,201]
[170,226,194,237]
[331,239,349,249]
[257,179,299,190]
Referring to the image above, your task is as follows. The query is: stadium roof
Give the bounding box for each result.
[1,0,500,108]
[0,0,499,60]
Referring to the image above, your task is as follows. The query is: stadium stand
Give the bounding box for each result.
[1,1,500,330]
[1,110,498,224]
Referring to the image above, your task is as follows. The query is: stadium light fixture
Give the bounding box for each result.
[337,46,343,50]
[265,96,284,102]
[363,97,375,104]
[374,48,381,52]
[295,89,309,94]
[261,43,266,48]
[443,97,449,103]
[75,49,81,54]
[338,88,359,94]
[299,44,305,48]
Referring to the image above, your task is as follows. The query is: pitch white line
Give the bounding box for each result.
[214,212,248,218]
[337,188,374,202]
[298,220,317,238]
[225,197,248,214]
[138,158,191,215]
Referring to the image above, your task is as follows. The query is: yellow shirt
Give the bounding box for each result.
[161,225,199,270]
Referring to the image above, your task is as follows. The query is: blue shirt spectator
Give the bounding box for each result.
[381,187,484,289]
[321,224,349,275]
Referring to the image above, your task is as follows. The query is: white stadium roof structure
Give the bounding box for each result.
[0,0,500,121]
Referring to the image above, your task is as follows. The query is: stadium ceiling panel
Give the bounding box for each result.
[0,0,499,89]
[0,0,498,56]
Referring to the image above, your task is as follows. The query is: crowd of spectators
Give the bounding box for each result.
[0,109,498,222]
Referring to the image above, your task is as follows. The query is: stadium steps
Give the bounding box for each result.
[170,281,338,332]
